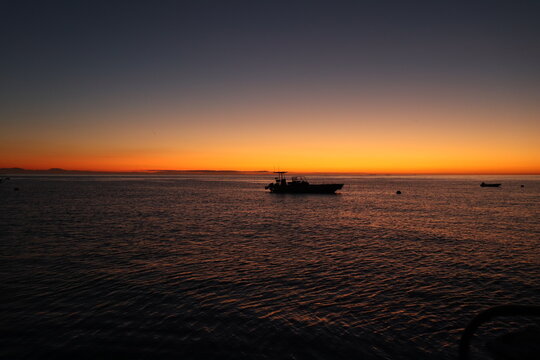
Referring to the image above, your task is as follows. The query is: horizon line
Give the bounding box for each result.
[1,167,540,176]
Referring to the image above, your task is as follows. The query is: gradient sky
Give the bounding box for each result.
[1,0,539,173]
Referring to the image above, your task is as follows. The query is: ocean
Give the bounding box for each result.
[1,175,539,359]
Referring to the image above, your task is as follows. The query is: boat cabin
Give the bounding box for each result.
[272,172,309,186]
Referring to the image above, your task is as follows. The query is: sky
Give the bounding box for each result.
[1,0,539,173]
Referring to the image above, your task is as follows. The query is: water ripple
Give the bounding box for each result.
[1,175,539,359]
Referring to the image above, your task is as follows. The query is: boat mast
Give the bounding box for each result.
[274,171,287,184]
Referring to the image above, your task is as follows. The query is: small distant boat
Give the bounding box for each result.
[480,182,501,187]
[265,172,343,194]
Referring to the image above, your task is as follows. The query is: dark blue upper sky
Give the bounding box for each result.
[2,0,539,113]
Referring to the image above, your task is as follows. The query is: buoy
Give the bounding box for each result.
[396,190,401,195]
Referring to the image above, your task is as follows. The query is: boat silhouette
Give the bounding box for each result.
[265,172,343,194]
[480,182,501,187]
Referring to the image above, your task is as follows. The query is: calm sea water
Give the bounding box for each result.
[1,175,539,359]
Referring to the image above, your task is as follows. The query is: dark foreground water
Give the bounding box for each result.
[1,175,539,359]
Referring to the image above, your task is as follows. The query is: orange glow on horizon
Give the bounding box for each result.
[3,148,539,175]
[2,91,539,175]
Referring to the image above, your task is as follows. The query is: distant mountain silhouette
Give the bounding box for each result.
[0,168,270,175]
[1,167,25,171]
[0,168,111,174]
[149,170,269,175]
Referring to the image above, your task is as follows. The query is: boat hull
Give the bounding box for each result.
[267,183,343,194]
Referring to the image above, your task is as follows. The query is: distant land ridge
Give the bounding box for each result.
[1,168,538,175]
[0,168,270,175]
